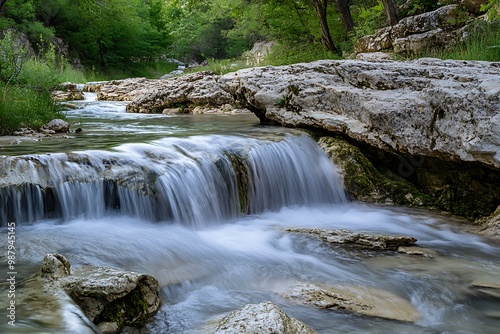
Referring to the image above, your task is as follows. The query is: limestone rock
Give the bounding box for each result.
[126,71,234,113]
[354,5,470,55]
[281,283,419,322]
[397,246,437,258]
[317,136,429,206]
[476,206,500,236]
[52,81,85,101]
[40,253,72,279]
[97,77,149,101]
[45,119,71,132]
[470,280,500,299]
[218,59,500,170]
[59,266,161,327]
[214,301,316,334]
[38,254,160,332]
[284,228,417,250]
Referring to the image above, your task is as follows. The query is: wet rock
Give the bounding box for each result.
[470,280,500,299]
[44,119,71,133]
[318,136,429,206]
[52,81,85,101]
[284,227,417,250]
[397,246,437,258]
[214,301,316,334]
[476,206,500,236]
[280,283,419,322]
[39,254,161,332]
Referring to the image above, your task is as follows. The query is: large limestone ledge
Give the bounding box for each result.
[218,58,500,170]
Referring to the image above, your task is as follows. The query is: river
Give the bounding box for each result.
[1,93,499,333]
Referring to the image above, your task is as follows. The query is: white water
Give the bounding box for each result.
[1,94,499,334]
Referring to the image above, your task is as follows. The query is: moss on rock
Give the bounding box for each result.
[318,136,431,207]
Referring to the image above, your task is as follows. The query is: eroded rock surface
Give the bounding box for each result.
[214,301,316,334]
[280,283,419,322]
[219,59,500,170]
[38,253,160,333]
[52,81,85,101]
[476,206,500,236]
[284,227,417,250]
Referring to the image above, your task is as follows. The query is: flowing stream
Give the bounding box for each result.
[1,93,499,333]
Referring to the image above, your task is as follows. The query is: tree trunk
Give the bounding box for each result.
[310,0,338,53]
[381,0,399,26]
[335,0,355,33]
[0,0,8,16]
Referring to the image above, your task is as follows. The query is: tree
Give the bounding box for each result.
[335,0,354,33]
[381,0,399,26]
[309,0,338,52]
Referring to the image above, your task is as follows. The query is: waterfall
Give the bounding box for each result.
[0,135,346,226]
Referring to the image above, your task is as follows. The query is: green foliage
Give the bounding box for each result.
[0,30,29,83]
[0,85,63,135]
[263,42,340,66]
[481,0,500,20]
[419,20,500,61]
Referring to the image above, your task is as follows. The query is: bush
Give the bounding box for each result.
[0,85,63,135]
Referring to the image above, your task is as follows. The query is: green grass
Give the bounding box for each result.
[417,20,500,61]
[95,60,179,80]
[0,85,63,135]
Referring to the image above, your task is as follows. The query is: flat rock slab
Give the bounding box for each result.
[281,283,419,322]
[284,227,417,250]
[219,59,500,169]
[214,301,316,334]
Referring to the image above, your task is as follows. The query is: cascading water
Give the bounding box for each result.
[0,135,346,226]
[1,93,499,334]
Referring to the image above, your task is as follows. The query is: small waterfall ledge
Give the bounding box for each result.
[0,135,347,226]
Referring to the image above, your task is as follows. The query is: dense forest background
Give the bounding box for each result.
[0,0,498,134]
[1,0,497,73]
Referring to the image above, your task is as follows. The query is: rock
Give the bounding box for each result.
[476,206,500,236]
[45,119,71,132]
[98,322,120,334]
[284,228,417,250]
[397,246,437,258]
[38,254,160,332]
[318,136,429,206]
[245,41,275,66]
[39,253,72,279]
[52,81,85,101]
[355,52,393,61]
[280,283,419,322]
[97,77,150,101]
[354,5,470,55]
[354,27,393,53]
[470,280,500,299]
[214,301,316,334]
[218,59,500,170]
[126,71,234,113]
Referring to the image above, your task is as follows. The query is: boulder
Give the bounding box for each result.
[354,5,470,55]
[126,71,234,113]
[218,59,500,169]
[39,254,161,332]
[52,81,85,101]
[280,283,419,322]
[284,228,417,250]
[214,301,316,334]
[44,119,71,132]
[470,280,500,299]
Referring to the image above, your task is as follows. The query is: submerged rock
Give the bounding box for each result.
[214,301,316,334]
[280,283,419,322]
[39,254,161,333]
[284,227,417,250]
